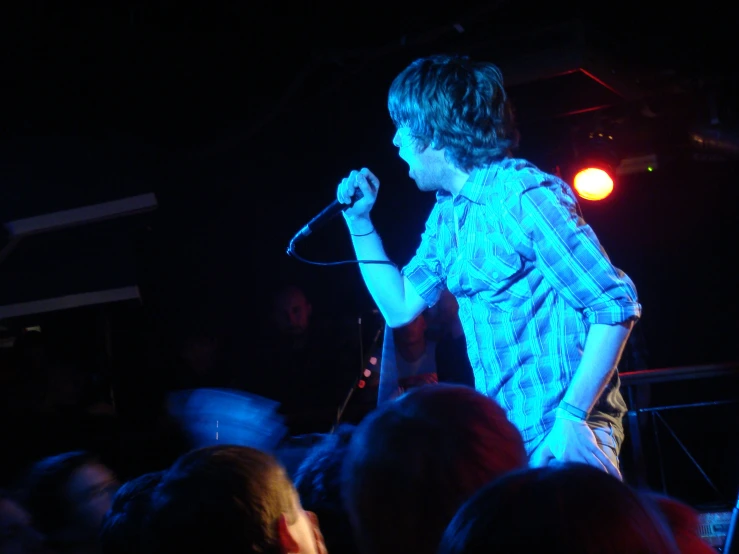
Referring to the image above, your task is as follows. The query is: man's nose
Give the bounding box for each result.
[392,129,402,147]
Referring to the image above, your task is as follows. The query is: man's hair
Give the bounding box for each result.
[438,463,680,554]
[294,424,359,554]
[644,492,716,554]
[388,54,519,171]
[100,471,163,554]
[341,383,527,554]
[22,450,99,536]
[144,445,297,554]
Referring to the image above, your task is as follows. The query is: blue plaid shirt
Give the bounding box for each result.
[402,159,641,452]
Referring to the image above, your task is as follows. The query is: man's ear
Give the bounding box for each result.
[307,511,328,554]
[277,513,299,553]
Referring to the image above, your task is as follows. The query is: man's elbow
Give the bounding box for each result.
[384,310,419,329]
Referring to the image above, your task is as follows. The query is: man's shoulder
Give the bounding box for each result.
[494,158,558,191]
[484,159,575,207]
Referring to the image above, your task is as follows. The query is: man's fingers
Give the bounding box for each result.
[360,167,380,190]
[338,177,354,204]
[575,445,621,479]
[529,443,552,467]
[355,171,376,198]
[591,445,622,479]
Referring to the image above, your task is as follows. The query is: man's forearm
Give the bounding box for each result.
[562,321,634,414]
[345,216,419,327]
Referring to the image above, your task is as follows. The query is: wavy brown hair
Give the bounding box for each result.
[388,54,519,171]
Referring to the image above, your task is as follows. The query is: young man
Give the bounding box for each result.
[145,445,326,554]
[336,54,641,477]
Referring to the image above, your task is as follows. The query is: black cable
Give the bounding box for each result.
[286,238,397,268]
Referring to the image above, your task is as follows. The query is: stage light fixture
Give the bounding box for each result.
[573,167,614,200]
[571,131,619,201]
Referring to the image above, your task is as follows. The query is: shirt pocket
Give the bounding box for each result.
[465,251,522,291]
[458,230,523,297]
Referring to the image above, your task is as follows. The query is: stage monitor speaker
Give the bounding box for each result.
[698,510,733,550]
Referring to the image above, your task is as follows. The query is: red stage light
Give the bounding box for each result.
[573,167,614,201]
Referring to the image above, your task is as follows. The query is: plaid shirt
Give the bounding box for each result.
[402,158,641,452]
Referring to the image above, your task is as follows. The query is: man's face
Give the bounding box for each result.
[393,127,453,192]
[272,290,312,336]
[285,491,326,554]
[65,463,119,538]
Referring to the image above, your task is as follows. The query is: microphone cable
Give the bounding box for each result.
[286,236,398,268]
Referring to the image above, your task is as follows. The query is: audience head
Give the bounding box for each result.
[270,285,312,338]
[100,471,163,554]
[438,463,680,554]
[145,445,325,554]
[178,333,221,377]
[341,383,527,554]
[294,424,359,554]
[0,489,45,554]
[645,492,716,553]
[22,451,118,548]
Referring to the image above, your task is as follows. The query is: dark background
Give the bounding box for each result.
[1,1,737,368]
[0,1,737,507]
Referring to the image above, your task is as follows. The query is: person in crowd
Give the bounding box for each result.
[22,451,119,554]
[437,463,680,554]
[236,284,357,435]
[144,445,326,554]
[293,424,359,554]
[99,471,163,554]
[0,489,45,554]
[341,383,527,554]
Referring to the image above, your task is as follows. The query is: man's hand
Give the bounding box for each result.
[529,418,621,479]
[338,168,380,221]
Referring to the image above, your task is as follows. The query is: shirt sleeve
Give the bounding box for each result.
[508,177,642,325]
[401,202,446,307]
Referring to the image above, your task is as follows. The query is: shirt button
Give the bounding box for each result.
[492,272,499,279]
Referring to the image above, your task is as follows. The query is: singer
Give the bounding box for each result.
[335,54,641,477]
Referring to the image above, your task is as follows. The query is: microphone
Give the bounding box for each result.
[291,189,364,242]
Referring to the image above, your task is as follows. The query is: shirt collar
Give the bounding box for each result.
[435,163,501,205]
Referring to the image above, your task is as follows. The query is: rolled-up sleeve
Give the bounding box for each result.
[510,178,642,325]
[401,203,446,307]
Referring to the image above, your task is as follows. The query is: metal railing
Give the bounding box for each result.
[620,362,739,496]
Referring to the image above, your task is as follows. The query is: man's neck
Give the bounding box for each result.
[447,169,471,197]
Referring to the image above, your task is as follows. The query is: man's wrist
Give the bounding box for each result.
[344,216,374,235]
[555,407,587,423]
[557,400,590,421]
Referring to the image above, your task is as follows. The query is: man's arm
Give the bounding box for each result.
[514,182,640,410]
[562,321,633,414]
[344,216,426,328]
[339,168,427,328]
[511,179,641,476]
[531,322,634,477]
[529,322,634,478]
